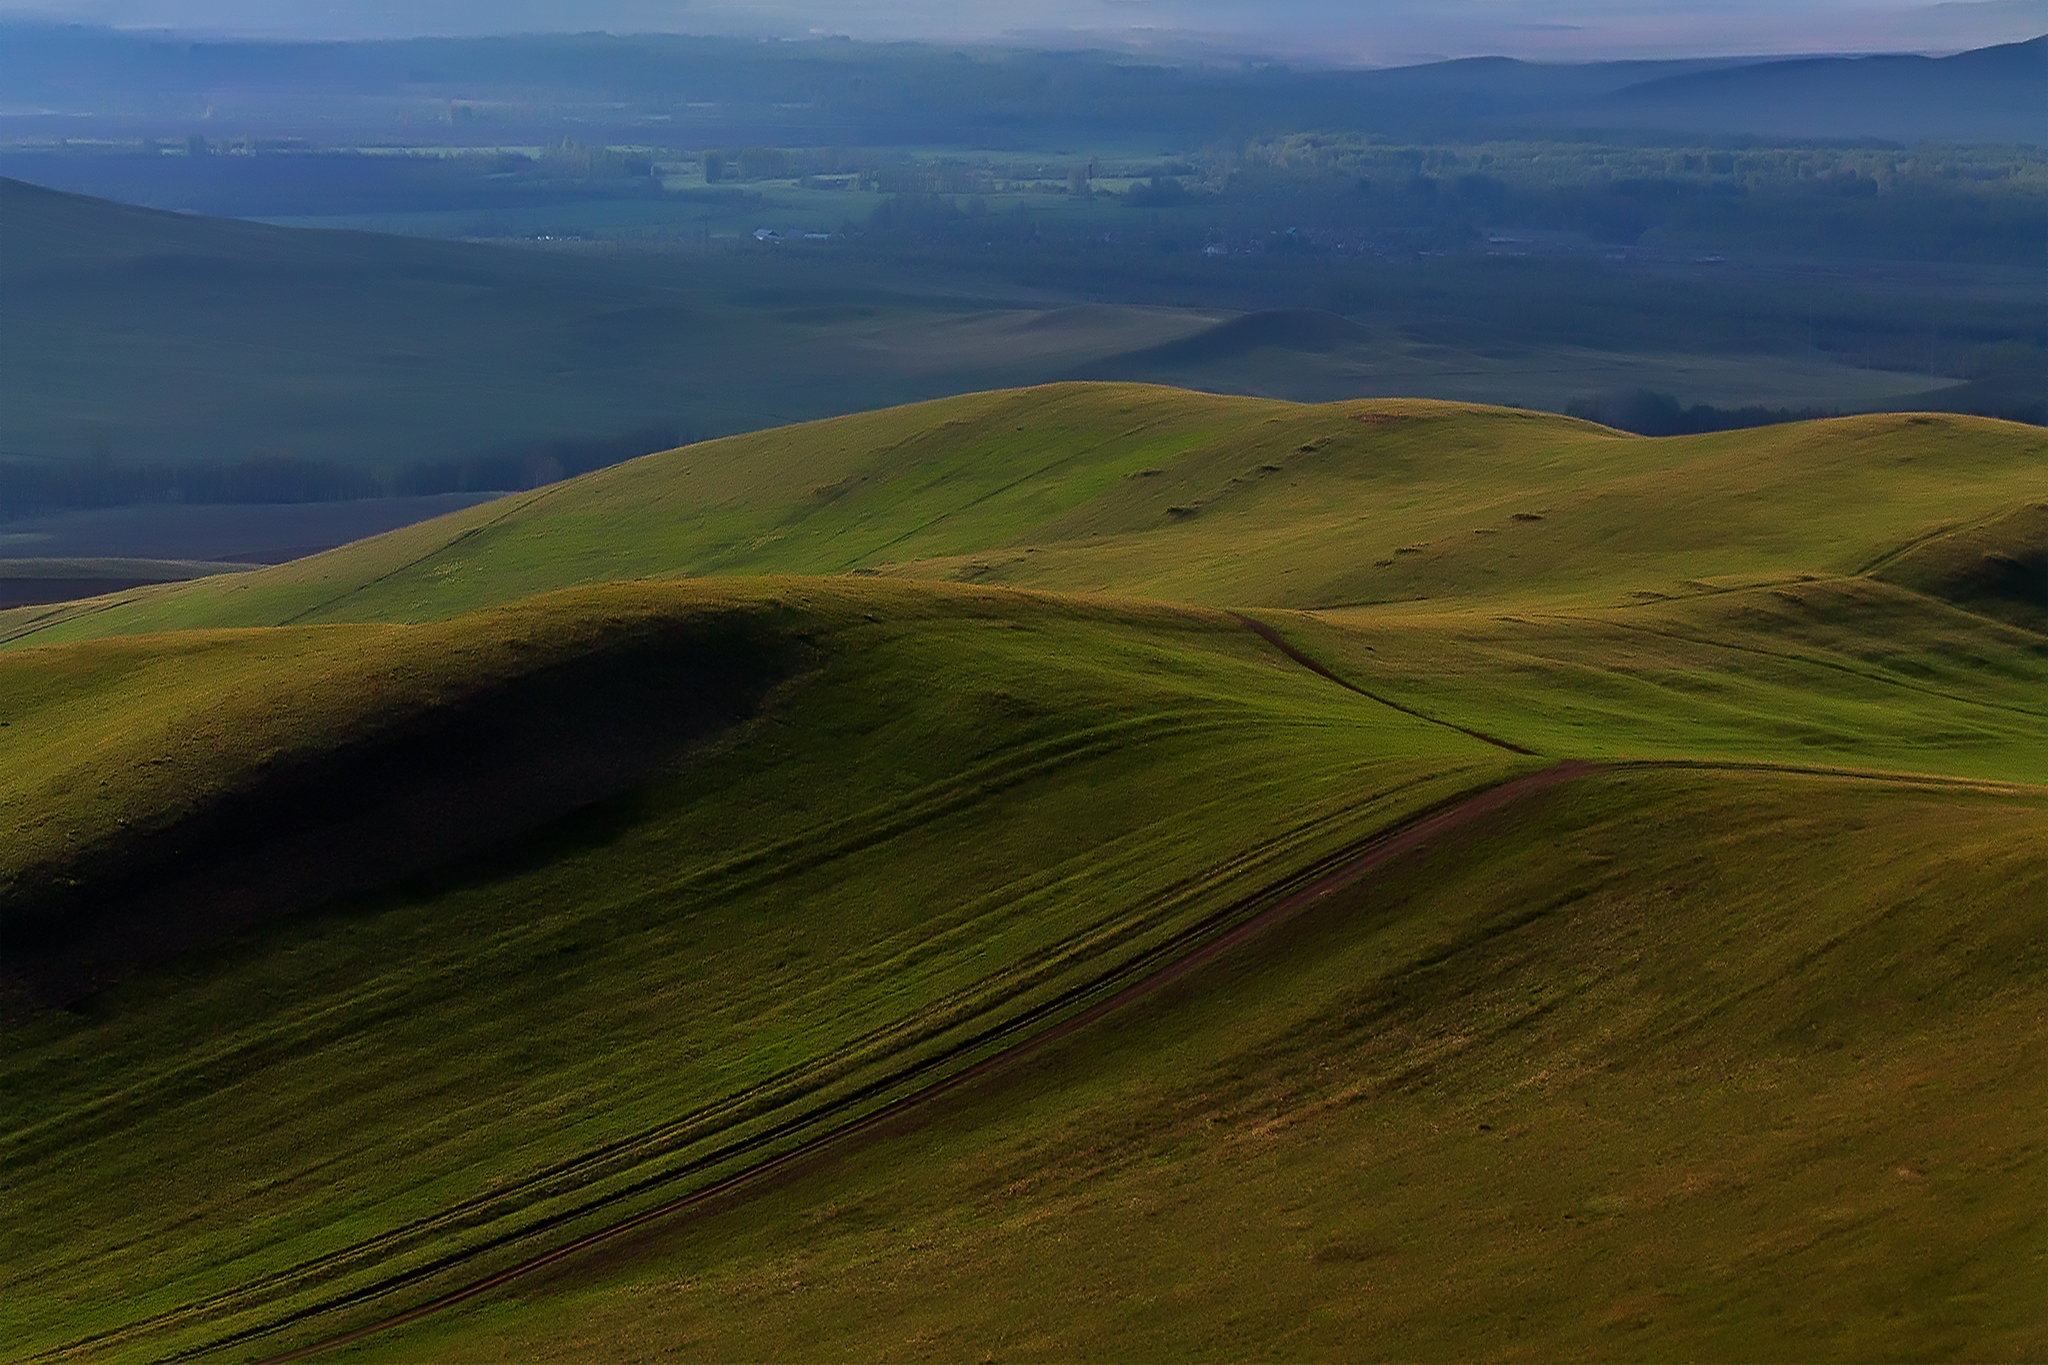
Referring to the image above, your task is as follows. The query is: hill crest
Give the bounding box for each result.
[2,385,2037,650]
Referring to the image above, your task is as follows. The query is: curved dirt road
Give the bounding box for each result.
[250,758,1599,1365]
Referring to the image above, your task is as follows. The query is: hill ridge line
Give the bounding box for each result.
[272,484,564,627]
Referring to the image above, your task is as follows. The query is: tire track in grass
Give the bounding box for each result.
[32,620,2030,1362]
[25,717,1237,1357]
[40,702,1441,1365]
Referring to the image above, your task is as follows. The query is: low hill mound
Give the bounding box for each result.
[1,585,802,1010]
[8,386,2042,785]
[4,574,1514,1360]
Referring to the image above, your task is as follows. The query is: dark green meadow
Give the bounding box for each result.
[2,385,2044,1360]
[342,768,2048,1363]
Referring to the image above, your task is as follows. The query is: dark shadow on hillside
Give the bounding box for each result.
[0,617,807,1016]
[1874,502,2048,636]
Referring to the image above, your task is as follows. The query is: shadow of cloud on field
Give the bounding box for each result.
[1062,308,1369,377]
[1,617,805,1017]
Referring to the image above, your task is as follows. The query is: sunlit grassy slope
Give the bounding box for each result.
[6,384,2042,780]
[7,386,2041,639]
[3,384,2043,1362]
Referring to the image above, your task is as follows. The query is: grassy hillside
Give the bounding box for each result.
[343,767,2048,1363]
[2,578,1513,1362]
[4,384,2043,1361]
[8,386,2042,779]
[8,387,2037,635]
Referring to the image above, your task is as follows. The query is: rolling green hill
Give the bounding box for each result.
[8,386,2042,779]
[3,384,2043,1361]
[4,579,1515,1361]
[8,386,2039,633]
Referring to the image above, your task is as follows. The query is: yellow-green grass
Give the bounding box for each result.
[0,583,793,907]
[1265,575,2048,783]
[1,577,1515,1362]
[4,385,2038,781]
[4,384,2044,1362]
[3,387,2040,646]
[335,766,2048,1364]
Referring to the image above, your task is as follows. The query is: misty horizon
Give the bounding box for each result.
[1,0,2043,64]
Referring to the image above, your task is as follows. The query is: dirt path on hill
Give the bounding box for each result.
[246,758,1597,1365]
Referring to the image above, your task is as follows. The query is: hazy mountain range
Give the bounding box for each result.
[2,23,2040,144]
[0,0,2042,61]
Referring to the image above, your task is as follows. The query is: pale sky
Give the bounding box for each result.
[2,0,2041,61]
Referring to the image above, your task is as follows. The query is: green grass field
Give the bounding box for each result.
[344,767,2048,1363]
[2,384,2043,1361]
